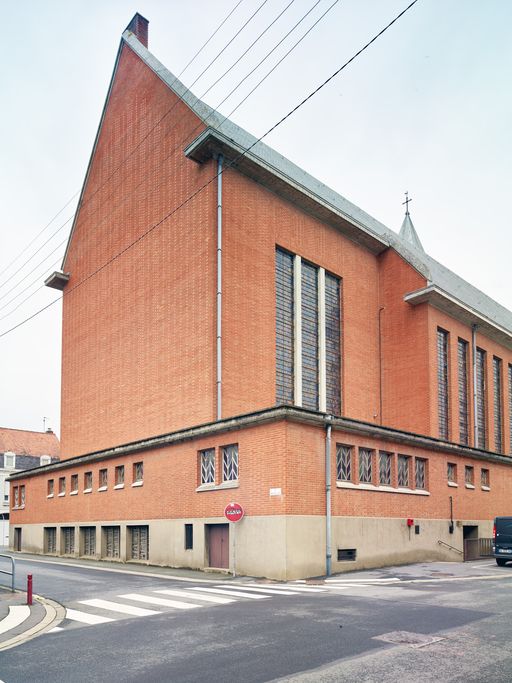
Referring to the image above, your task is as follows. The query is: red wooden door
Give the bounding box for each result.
[208,524,229,568]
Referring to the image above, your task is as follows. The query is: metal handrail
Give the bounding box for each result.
[437,540,463,555]
[0,553,15,591]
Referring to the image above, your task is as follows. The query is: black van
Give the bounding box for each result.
[494,517,512,566]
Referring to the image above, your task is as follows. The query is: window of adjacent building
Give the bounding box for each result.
[398,455,410,488]
[457,339,469,445]
[447,462,457,483]
[481,468,490,488]
[493,357,503,454]
[20,485,25,507]
[200,449,215,485]
[45,527,56,554]
[13,486,19,508]
[415,459,427,490]
[437,329,449,439]
[275,248,341,415]
[379,452,392,486]
[130,525,149,561]
[71,474,78,494]
[99,469,108,490]
[40,455,51,466]
[358,448,373,484]
[336,445,352,482]
[275,248,294,405]
[133,462,143,485]
[103,526,121,559]
[62,527,75,555]
[115,465,125,487]
[476,348,487,449]
[465,465,474,486]
[47,479,54,497]
[185,524,193,550]
[81,527,96,556]
[84,471,93,492]
[4,452,15,469]
[58,477,66,495]
[222,445,238,482]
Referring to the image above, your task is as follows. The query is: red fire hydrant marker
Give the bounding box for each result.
[27,574,33,606]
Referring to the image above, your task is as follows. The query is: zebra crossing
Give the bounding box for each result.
[48,582,328,632]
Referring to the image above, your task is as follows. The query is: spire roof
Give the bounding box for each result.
[399,211,424,253]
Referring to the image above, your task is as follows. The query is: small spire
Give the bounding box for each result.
[399,192,424,252]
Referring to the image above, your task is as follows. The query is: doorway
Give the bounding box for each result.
[13,527,22,551]
[207,524,229,569]
[463,525,479,561]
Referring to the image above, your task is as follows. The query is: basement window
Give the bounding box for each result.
[337,548,357,562]
[185,524,193,550]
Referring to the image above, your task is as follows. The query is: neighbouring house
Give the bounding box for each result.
[1,427,59,546]
[9,14,512,578]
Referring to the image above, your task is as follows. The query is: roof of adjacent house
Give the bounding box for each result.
[0,427,60,457]
[56,22,512,347]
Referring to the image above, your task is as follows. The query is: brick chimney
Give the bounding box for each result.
[125,13,149,48]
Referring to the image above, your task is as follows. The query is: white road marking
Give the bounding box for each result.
[217,584,299,596]
[155,589,235,604]
[66,609,114,625]
[235,583,326,593]
[119,593,200,610]
[79,598,159,616]
[48,626,64,633]
[188,587,269,599]
[325,577,400,583]
[0,605,30,635]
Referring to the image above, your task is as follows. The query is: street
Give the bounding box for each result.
[1,557,512,682]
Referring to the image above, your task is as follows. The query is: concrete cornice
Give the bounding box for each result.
[8,406,512,480]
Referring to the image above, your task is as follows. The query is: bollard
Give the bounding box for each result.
[27,574,33,606]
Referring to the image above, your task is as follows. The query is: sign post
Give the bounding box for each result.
[224,502,244,577]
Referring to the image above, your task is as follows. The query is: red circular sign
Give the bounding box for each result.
[224,502,244,522]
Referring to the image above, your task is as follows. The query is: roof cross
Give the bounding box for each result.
[402,191,412,215]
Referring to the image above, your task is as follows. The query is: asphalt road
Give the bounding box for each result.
[1,558,512,682]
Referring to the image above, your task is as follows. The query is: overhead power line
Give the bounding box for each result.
[0,0,420,340]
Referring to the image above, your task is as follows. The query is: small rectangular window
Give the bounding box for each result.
[115,465,125,487]
[71,474,78,493]
[4,453,15,469]
[415,458,427,490]
[336,445,352,482]
[40,455,52,466]
[47,479,54,497]
[465,465,474,486]
[358,448,373,484]
[185,524,193,550]
[398,455,410,488]
[337,548,357,561]
[13,486,19,508]
[20,485,25,506]
[99,469,108,489]
[379,452,392,486]
[59,477,66,495]
[133,462,143,484]
[84,471,93,491]
[447,462,457,483]
[481,468,490,488]
[200,449,215,485]
[222,445,238,482]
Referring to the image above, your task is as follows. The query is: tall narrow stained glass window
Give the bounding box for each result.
[457,339,469,445]
[325,273,341,415]
[437,329,449,439]
[493,357,503,453]
[301,261,319,410]
[275,249,294,405]
[476,348,487,449]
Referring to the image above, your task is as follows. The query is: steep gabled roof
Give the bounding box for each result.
[54,22,512,346]
[0,427,60,457]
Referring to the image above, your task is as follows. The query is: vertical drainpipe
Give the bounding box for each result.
[216,154,223,421]
[325,416,332,576]
[472,323,478,447]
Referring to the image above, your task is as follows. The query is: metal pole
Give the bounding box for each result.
[325,418,332,577]
[232,523,236,578]
[27,574,33,606]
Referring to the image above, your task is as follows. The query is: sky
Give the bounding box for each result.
[0,0,511,437]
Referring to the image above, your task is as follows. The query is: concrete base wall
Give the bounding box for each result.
[9,516,494,579]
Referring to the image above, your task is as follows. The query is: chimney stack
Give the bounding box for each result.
[125,13,149,48]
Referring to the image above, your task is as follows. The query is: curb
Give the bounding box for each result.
[0,594,65,652]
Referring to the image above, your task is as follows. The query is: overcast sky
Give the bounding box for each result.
[0,0,511,438]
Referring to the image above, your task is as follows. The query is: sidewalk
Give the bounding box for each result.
[0,587,64,651]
